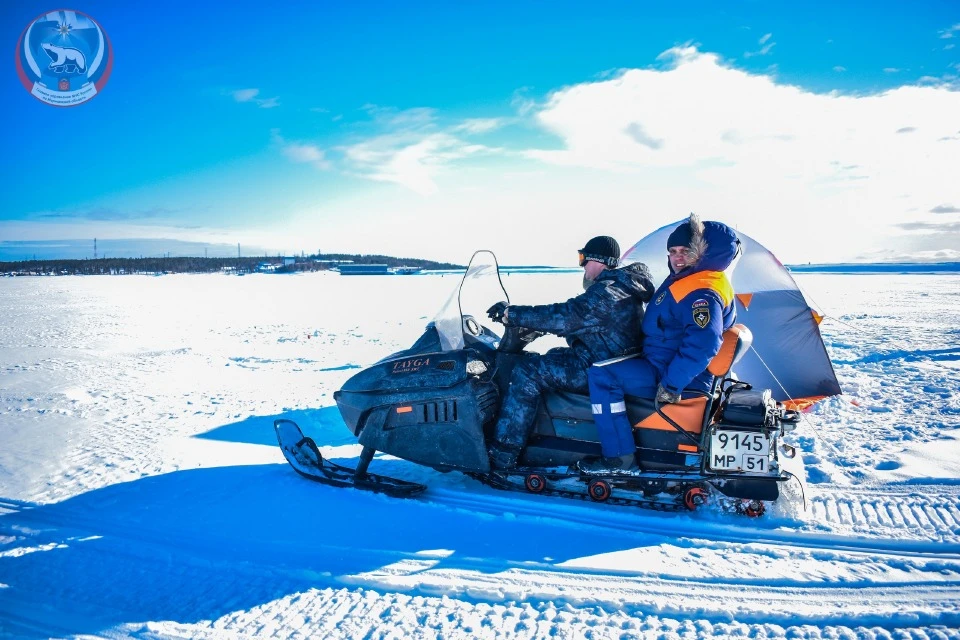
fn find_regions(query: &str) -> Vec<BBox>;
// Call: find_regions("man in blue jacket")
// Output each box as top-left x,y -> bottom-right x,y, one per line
582,214 -> 741,474
485,236 -> 654,469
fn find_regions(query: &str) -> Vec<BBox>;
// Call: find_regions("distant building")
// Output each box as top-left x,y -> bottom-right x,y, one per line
389,266 -> 422,275
256,257 -> 298,273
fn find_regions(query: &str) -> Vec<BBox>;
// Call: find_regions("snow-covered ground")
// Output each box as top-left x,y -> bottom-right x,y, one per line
1,270 -> 959,639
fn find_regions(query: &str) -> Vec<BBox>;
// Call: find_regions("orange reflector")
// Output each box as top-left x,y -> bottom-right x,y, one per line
396,406 -> 413,414
678,444 -> 699,453
782,395 -> 828,411
811,310 -> 824,325
735,293 -> 753,309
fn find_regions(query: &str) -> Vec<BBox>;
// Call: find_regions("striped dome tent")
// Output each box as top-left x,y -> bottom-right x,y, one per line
622,220 -> 842,410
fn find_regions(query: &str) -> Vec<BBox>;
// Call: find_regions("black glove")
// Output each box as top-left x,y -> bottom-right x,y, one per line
486,301 -> 510,324
656,384 -> 681,405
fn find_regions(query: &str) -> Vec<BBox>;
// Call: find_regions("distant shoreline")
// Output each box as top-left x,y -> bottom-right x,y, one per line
785,262 -> 960,274
2,257 -> 958,277
0,254 -> 463,276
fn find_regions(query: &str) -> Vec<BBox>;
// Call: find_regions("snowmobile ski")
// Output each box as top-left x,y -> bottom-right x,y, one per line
274,419 -> 427,498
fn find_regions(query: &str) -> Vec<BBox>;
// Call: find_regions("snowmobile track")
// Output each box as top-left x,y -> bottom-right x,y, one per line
808,486 -> 960,540
472,469 -> 694,513
424,484 -> 960,556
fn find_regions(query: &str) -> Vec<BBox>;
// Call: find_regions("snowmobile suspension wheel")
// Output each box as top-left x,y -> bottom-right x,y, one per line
588,479 -> 611,502
524,473 -> 547,494
738,499 -> 766,517
683,487 -> 708,511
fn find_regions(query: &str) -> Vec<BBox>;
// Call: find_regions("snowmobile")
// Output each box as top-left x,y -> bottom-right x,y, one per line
276,251 -> 804,515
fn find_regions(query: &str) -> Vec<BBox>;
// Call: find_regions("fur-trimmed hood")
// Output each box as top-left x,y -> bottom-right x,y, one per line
668,213 -> 740,276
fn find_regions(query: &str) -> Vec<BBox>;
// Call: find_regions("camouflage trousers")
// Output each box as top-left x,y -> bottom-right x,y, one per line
492,349 -> 589,451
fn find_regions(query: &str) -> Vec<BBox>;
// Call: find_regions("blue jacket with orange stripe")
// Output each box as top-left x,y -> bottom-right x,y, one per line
641,221 -> 741,396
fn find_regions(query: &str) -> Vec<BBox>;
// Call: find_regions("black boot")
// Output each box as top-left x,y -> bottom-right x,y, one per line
577,453 -> 640,475
488,442 -> 521,470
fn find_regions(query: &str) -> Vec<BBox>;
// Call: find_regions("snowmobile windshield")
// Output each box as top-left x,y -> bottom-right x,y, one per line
433,250 -> 509,351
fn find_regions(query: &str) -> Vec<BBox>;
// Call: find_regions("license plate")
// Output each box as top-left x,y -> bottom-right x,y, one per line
709,429 -> 771,472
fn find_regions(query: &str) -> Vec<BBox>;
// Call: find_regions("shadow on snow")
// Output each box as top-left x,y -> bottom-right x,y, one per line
0,409 -> 678,638
194,405 -> 350,447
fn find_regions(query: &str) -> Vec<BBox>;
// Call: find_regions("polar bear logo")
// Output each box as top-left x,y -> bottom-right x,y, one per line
41,43 -> 86,74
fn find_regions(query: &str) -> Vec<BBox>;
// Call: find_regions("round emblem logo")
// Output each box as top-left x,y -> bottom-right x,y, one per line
15,9 -> 113,107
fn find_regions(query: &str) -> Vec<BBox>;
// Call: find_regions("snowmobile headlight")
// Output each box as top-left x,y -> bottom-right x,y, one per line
466,360 -> 487,376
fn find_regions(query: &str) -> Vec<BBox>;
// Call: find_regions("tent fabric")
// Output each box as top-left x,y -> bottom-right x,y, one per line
622,221 -> 842,404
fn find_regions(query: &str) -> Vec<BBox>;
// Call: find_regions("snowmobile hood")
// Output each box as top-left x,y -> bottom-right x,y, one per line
669,221 -> 741,278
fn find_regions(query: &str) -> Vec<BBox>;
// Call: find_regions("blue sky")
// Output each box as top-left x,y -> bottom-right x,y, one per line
2,1 -> 959,263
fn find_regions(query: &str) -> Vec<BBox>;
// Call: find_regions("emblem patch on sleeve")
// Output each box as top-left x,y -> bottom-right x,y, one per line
692,299 -> 710,328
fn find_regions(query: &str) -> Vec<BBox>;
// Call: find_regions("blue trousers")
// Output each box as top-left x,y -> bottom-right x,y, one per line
588,356 -> 660,457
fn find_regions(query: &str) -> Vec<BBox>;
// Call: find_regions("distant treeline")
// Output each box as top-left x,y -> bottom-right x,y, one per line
0,253 -> 463,276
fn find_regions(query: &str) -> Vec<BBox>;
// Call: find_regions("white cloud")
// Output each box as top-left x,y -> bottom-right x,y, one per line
517,46 -> 960,262
939,23 -> 960,39
945,43 -> 955,50
833,66 -> 846,73
624,122 -> 663,149
511,87 -> 539,116
361,105 -> 437,127
883,67 -> 901,73
857,247 -> 960,262
283,143 -> 325,164
231,88 -> 280,109
271,130 -> 331,170
745,33 -> 776,57
931,204 -> 960,213
226,45 -> 960,265
341,132 -> 491,195
297,106 -> 504,195
453,118 -> 504,134
657,44 -> 699,64
232,88 -> 259,102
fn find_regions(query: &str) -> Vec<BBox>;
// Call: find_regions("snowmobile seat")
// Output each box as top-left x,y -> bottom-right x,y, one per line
540,375 -> 657,425
632,324 -> 753,469
535,325 -> 753,466
705,323 -> 753,382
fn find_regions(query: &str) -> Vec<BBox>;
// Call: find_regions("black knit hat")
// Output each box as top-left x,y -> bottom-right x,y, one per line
667,221 -> 693,249
579,236 -> 620,268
